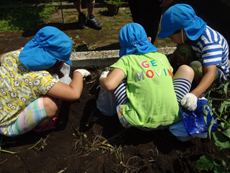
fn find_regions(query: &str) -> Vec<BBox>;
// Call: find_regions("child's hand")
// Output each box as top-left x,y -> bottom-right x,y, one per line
181,93 -> 197,111
74,69 -> 91,77
99,71 -> 109,79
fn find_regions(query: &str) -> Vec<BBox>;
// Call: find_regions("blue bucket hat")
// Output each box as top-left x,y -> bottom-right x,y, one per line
19,26 -> 72,71
119,23 -> 157,57
158,4 -> 206,41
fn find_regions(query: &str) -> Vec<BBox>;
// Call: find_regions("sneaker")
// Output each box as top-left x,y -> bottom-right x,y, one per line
34,117 -> 58,133
77,12 -> 87,29
86,15 -> 102,30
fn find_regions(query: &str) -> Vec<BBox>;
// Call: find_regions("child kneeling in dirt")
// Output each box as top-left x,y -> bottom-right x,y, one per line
0,26 -> 90,137
98,23 -> 196,134
158,4 -> 229,102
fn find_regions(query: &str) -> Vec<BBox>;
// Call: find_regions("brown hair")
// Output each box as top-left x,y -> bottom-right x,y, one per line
173,30 -> 181,34
47,60 -> 63,77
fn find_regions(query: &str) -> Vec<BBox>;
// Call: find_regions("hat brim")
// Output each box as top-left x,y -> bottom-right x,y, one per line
65,59 -> 72,66
158,16 -> 206,40
184,18 -> 206,40
158,30 -> 175,39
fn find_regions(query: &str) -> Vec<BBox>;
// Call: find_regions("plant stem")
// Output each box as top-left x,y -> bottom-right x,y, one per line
0,149 -> 17,154
27,135 -> 49,150
209,98 -> 230,102
208,103 -> 230,126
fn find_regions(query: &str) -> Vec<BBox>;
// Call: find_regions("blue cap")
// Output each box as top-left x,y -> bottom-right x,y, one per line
19,26 -> 72,71
158,4 -> 206,41
119,23 -> 157,57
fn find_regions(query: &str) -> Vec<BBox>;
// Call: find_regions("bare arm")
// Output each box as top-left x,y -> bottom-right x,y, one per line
99,68 -> 125,91
190,65 -> 216,97
46,71 -> 84,101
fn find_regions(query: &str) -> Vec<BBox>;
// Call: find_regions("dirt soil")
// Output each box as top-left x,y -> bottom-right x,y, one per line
0,68 -> 217,173
0,5 -> 176,55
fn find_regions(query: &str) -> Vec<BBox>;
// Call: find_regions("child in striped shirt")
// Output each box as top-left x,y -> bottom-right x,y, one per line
158,4 -> 229,111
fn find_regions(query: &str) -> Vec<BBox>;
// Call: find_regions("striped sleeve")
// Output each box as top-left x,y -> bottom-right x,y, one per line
202,43 -> 223,66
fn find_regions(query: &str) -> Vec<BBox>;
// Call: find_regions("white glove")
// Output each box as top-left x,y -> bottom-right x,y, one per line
59,63 -> 72,85
99,71 -> 109,79
74,69 -> 91,77
61,63 -> 70,76
180,93 -> 197,111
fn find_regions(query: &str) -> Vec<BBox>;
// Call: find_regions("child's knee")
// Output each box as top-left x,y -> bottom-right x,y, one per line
42,97 -> 58,117
180,64 -> 194,74
190,61 -> 203,82
176,65 -> 194,82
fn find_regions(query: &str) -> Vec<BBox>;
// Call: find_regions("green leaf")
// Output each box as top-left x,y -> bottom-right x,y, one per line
213,132 -> 230,149
223,81 -> 230,98
218,101 -> 230,115
205,90 -> 212,100
222,160 -> 230,167
214,166 -> 228,173
221,128 -> 230,139
220,122 -> 227,129
196,155 -> 216,171
202,105 -> 208,125
214,163 -> 230,173
223,115 -> 229,120
220,119 -> 230,129
208,117 -> 217,139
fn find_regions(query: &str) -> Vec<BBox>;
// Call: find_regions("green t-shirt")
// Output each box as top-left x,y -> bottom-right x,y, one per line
111,52 -> 180,128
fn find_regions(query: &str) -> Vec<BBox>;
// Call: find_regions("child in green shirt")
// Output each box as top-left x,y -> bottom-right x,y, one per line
99,23 -> 195,130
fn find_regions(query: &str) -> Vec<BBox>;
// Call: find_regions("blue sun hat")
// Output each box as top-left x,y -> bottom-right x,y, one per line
19,26 -> 72,71
119,23 -> 157,58
158,4 -> 206,41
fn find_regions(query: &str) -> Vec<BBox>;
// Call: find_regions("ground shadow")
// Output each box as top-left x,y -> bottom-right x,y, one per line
99,10 -> 118,17
55,100 -> 73,131
78,88 -> 195,155
96,42 -> 121,51
21,22 -> 83,37
0,100 -> 72,150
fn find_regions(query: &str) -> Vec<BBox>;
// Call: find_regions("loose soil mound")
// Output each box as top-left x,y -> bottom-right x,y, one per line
0,68 -> 216,173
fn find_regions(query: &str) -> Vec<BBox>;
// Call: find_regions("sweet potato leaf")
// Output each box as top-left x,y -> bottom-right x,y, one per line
196,155 -> 216,171
213,132 -> 230,149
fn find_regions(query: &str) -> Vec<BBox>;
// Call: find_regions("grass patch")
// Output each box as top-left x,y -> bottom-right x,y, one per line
83,29 -> 91,34
154,41 -> 166,48
90,34 -> 96,39
0,5 -> 58,32
104,18 -> 111,23
67,17 -> 77,23
100,38 -> 107,43
164,37 -> 173,44
105,25 -> 112,30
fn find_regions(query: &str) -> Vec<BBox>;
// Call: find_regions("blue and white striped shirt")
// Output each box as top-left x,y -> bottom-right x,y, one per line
189,25 -> 229,81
